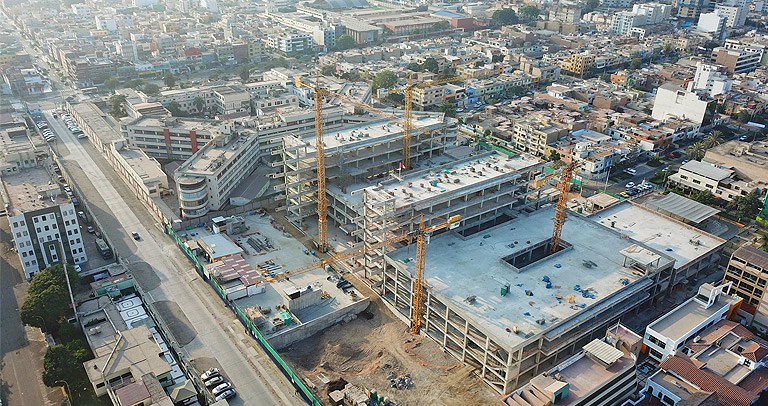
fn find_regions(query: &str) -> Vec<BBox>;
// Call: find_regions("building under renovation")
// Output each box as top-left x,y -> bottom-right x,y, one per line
371,208 -> 677,394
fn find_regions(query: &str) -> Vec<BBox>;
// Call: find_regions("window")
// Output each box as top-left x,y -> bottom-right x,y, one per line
13,222 -> 18,228
41,215 -> 46,221
44,226 -> 49,231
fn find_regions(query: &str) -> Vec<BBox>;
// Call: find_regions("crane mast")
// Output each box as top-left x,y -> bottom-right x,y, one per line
550,163 -> 576,254
314,88 -> 328,253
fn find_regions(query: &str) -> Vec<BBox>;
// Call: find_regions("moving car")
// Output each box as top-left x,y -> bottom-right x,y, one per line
87,226 -> 95,234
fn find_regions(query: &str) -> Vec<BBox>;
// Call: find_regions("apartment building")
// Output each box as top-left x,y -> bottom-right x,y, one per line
3,167 -> 88,279
723,246 -> 768,333
651,82 -> 711,125
643,282 -> 740,362
697,11 -> 728,40
676,0 -> 714,20
632,3 -> 672,25
715,0 -> 748,28
174,131 -> 261,218
611,11 -> 645,36
155,85 -> 250,116
644,318 -> 768,405
267,32 -> 313,55
691,61 -> 733,96
502,324 -> 641,406
122,116 -> 219,160
559,54 -> 595,76
510,117 -> 569,157
713,41 -> 765,74
519,57 -> 561,83
667,160 -> 762,201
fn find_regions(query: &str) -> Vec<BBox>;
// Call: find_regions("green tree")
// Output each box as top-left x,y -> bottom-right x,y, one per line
371,70 -> 398,91
691,189 -> 716,206
506,85 -> 525,98
321,65 -> 337,76
107,94 -> 127,118
519,5 -> 540,21
20,265 -> 79,333
238,65 -> 251,82
104,77 -> 119,93
630,57 -> 642,70
422,57 -> 440,74
336,35 -> 356,50
193,96 -> 205,113
548,150 -> 562,162
163,73 -> 176,88
164,101 -> 187,117
704,130 -> 722,148
491,9 -> 519,26
42,340 -> 91,387
687,142 -> 707,161
432,21 -> 450,31
125,79 -> 145,90
584,0 -> 600,12
728,190 -> 764,221
387,93 -> 405,105
737,110 -> 751,123
142,83 -> 160,96
436,102 -> 456,118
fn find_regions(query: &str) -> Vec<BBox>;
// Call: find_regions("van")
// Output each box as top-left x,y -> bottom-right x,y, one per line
624,168 -> 637,175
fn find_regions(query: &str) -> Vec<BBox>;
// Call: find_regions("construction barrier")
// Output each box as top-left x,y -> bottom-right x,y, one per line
164,224 -> 321,406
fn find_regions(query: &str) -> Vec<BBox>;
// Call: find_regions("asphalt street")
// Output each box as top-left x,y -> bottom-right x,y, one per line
46,110 -> 303,405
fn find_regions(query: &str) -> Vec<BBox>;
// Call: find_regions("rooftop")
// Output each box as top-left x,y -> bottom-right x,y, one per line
177,133 -> 255,176
593,202 -> 725,270
331,151 -> 543,209
646,193 -> 720,224
732,246 -> 768,270
386,208 -> 673,349
127,115 -> 221,133
648,288 -> 739,341
117,148 -> 166,185
2,167 -> 68,216
680,160 -> 733,181
71,102 -> 123,142
83,325 -> 172,384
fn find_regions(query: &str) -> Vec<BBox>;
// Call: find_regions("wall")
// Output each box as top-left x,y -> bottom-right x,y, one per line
268,298 -> 370,350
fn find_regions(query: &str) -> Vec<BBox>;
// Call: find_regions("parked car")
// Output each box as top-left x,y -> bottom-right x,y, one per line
625,182 -> 635,188
624,168 -> 637,175
211,382 -> 232,396
215,389 -> 236,401
87,226 -> 95,233
132,231 -> 141,240
619,191 -> 631,198
200,368 -> 219,381
205,376 -> 224,388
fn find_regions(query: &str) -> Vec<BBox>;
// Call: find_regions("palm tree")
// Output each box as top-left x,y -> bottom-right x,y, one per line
687,142 -> 707,161
704,130 -> 722,148
193,96 -> 205,114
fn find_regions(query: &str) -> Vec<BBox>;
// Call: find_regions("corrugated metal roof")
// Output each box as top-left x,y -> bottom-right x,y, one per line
681,160 -> 732,181
582,339 -> 623,366
647,192 -> 720,224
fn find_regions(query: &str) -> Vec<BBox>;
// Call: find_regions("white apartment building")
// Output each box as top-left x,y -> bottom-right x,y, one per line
4,167 -> 88,279
268,32 -> 313,55
611,11 -> 644,36
632,3 -> 672,25
667,160 -> 763,201
643,282 -> 738,362
715,0 -> 748,28
697,11 -> 727,40
122,116 -> 220,160
174,132 -> 261,218
651,82 -> 711,125
155,85 -> 251,116
690,61 -> 732,96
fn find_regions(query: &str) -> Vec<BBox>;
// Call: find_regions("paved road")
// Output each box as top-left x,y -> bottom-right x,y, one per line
0,217 -> 66,406
46,112 -> 303,406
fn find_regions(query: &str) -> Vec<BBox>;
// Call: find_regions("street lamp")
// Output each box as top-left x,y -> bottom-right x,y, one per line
55,379 -> 72,404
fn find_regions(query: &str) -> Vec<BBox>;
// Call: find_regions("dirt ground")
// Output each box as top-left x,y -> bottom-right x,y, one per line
280,298 -> 501,406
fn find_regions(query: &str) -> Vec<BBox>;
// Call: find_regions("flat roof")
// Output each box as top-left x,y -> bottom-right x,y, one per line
178,133 -> 255,175
386,208 -> 669,349
681,160 -> 732,181
84,325 -> 171,383
71,102 -> 123,142
118,148 -> 166,184
331,151 -> 542,209
648,295 -> 738,341
593,202 -> 725,270
647,193 -> 721,224
2,167 -> 68,216
128,116 -> 220,133
198,233 -> 244,259
555,349 -> 634,405
733,246 -> 768,270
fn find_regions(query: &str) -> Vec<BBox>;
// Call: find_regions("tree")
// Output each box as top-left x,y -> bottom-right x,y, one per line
584,0 -> 600,12
506,85 -> 525,98
687,142 -> 707,161
691,189 -> 716,206
491,9 -> 519,26
104,77 -> 119,93
371,70 -> 398,91
548,150 -> 562,162
20,265 -> 78,333
432,21 -> 450,32
728,190 -> 763,221
42,340 -> 91,387
164,101 -> 187,117
335,35 -> 356,51
125,79 -> 145,90
321,65 -> 337,76
630,57 -> 643,70
107,94 -> 127,118
142,83 -> 160,96
193,96 -> 205,113
386,93 -> 405,105
163,73 -> 176,88
238,65 -> 251,82
704,130 -> 722,148
519,5 -> 540,22
422,57 -> 439,74
436,102 -> 456,118
737,110 -> 751,123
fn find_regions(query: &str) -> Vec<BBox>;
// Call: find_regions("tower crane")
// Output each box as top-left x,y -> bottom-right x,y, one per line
550,162 -> 577,254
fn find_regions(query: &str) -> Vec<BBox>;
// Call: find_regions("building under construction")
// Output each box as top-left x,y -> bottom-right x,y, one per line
370,208 -> 677,394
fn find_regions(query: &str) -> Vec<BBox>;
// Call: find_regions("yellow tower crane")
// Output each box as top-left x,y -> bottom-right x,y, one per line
401,75 -> 469,170
550,162 -> 577,254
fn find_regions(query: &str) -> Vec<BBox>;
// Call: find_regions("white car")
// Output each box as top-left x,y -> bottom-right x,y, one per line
211,382 -> 232,396
625,182 -> 635,188
200,368 -> 219,381
204,376 -> 224,388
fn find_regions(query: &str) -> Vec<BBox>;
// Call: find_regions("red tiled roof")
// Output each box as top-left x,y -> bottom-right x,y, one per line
742,342 -> 768,363
659,355 -> 762,406
688,320 -> 754,352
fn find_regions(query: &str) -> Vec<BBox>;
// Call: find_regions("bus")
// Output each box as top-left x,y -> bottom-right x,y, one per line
95,238 -> 113,259
81,86 -> 99,95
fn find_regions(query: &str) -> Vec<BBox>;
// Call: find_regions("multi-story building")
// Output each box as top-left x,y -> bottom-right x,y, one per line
63,55 -> 120,87
175,130 -> 262,218
723,246 -> 768,334
503,324 -> 642,406
675,0 -> 714,20
632,2 -> 672,25
712,40 -> 765,74
3,167 -> 88,279
643,317 -> 768,405
559,54 -> 595,76
691,61 -> 733,96
667,160 -> 764,201
267,32 -> 313,55
519,57 -> 561,84
698,11 -> 728,41
122,116 -> 220,160
155,85 -> 250,116
643,282 -> 740,362
703,141 -> 768,184
548,6 -> 582,23
651,82 -> 711,125
510,117 -> 569,157
715,0 -> 748,28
